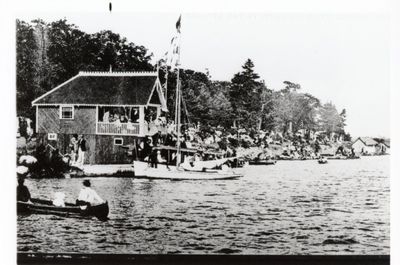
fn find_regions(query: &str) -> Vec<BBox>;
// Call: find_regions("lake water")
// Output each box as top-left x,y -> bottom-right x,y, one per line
17,156 -> 390,254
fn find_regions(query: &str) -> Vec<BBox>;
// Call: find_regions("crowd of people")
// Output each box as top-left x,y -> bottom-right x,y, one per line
133,124 -> 357,165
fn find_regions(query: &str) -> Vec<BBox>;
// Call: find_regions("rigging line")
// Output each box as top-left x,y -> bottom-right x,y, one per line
181,92 -> 191,125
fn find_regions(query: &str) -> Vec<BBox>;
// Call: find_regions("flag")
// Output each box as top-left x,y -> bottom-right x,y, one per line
176,15 -> 181,33
160,15 -> 182,71
169,36 -> 180,70
158,51 -> 169,65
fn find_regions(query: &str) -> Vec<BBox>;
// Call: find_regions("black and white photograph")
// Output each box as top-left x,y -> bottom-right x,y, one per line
1,0 -> 399,264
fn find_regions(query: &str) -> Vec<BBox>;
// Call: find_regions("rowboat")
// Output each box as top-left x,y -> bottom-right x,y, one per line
17,198 -> 109,221
249,160 -> 276,165
318,158 -> 328,164
327,155 -> 360,160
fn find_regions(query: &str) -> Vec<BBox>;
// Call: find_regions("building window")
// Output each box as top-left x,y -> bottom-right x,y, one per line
114,138 -> 123,145
48,133 -> 57,140
60,106 -> 74,119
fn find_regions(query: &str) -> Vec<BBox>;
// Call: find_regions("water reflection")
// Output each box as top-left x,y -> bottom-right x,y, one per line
18,156 -> 389,254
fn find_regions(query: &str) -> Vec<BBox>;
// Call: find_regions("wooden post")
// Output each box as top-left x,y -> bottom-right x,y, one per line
95,105 -> 99,134
35,105 -> 38,133
156,106 -> 161,118
139,106 -> 145,136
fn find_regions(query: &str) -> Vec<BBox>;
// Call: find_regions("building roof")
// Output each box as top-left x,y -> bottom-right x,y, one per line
32,71 -> 165,107
356,137 -> 379,146
383,139 -> 390,148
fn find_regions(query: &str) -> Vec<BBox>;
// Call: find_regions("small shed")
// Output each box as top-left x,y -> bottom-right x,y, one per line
32,71 -> 167,165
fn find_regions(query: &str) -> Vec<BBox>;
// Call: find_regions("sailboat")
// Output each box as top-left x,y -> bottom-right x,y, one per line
133,16 -> 243,180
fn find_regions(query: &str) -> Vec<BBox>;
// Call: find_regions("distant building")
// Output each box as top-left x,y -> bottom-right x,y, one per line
351,137 -> 378,155
383,140 -> 390,154
32,71 -> 167,164
375,139 -> 390,155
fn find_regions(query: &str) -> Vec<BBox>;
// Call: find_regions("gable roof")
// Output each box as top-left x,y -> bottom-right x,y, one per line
32,71 -> 164,107
383,139 -> 390,148
355,137 -> 378,146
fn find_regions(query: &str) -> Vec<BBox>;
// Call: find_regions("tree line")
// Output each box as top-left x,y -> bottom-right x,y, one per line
17,19 -> 348,139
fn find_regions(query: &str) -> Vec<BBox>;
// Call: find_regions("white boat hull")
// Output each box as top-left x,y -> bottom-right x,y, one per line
133,161 -> 242,180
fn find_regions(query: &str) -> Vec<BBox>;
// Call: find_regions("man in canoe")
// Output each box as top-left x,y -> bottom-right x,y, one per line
76,179 -> 105,206
17,166 -> 31,203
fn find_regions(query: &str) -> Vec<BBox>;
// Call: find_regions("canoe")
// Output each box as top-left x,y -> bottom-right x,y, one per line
248,160 -> 276,165
17,198 -> 109,221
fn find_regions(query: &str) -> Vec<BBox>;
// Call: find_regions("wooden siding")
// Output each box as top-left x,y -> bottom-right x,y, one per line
38,106 -> 96,134
37,133 -> 139,165
93,135 -> 137,164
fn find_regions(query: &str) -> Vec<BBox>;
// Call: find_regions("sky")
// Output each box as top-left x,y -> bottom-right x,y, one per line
17,12 -> 390,138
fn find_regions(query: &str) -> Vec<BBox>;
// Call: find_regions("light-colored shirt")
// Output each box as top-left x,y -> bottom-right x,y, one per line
78,187 -> 104,205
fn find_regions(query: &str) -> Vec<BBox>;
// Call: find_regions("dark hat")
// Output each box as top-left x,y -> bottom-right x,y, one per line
83,179 -> 91,187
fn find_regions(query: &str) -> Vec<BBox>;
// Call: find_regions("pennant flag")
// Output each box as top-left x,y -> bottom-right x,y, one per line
176,15 -> 181,33
158,51 -> 169,65
161,15 -> 182,71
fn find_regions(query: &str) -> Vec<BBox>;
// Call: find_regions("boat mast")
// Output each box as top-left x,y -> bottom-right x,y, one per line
175,16 -> 182,167
176,68 -> 181,167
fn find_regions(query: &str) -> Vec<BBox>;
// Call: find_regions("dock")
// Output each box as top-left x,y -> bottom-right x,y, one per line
67,164 -> 135,177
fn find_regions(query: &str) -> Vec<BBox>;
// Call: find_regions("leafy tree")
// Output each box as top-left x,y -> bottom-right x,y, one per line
270,82 -> 320,136
16,20 -> 38,118
319,102 -> 343,134
90,30 -> 153,71
16,19 -> 154,121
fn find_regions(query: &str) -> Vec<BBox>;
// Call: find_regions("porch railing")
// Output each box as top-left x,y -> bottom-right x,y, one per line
97,122 -> 140,135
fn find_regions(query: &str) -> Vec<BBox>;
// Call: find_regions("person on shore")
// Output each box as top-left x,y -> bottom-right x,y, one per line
69,134 -> 78,163
76,134 -> 87,167
17,166 -> 31,203
76,179 -> 105,206
149,148 -> 158,168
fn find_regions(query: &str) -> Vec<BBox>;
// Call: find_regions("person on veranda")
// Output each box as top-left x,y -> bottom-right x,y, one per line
76,179 -> 105,206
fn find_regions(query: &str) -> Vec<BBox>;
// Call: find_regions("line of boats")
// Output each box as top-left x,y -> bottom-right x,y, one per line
17,152 -> 362,221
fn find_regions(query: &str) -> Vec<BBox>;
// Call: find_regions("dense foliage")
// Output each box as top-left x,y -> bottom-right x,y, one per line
17,19 -> 347,138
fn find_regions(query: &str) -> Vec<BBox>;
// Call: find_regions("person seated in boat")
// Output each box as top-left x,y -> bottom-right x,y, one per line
221,164 -> 229,171
76,179 -> 105,206
53,192 -> 66,207
17,166 -> 31,203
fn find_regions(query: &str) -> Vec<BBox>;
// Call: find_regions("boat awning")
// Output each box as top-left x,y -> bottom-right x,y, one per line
154,145 -> 225,156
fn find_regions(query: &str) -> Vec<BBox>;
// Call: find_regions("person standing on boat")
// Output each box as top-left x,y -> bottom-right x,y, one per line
17,166 -> 31,202
76,179 -> 105,206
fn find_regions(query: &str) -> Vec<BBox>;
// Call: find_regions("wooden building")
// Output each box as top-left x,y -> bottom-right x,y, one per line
32,71 -> 167,165
351,137 -> 378,155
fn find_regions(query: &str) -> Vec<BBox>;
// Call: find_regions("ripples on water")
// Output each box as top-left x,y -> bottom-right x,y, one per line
17,156 -> 390,254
